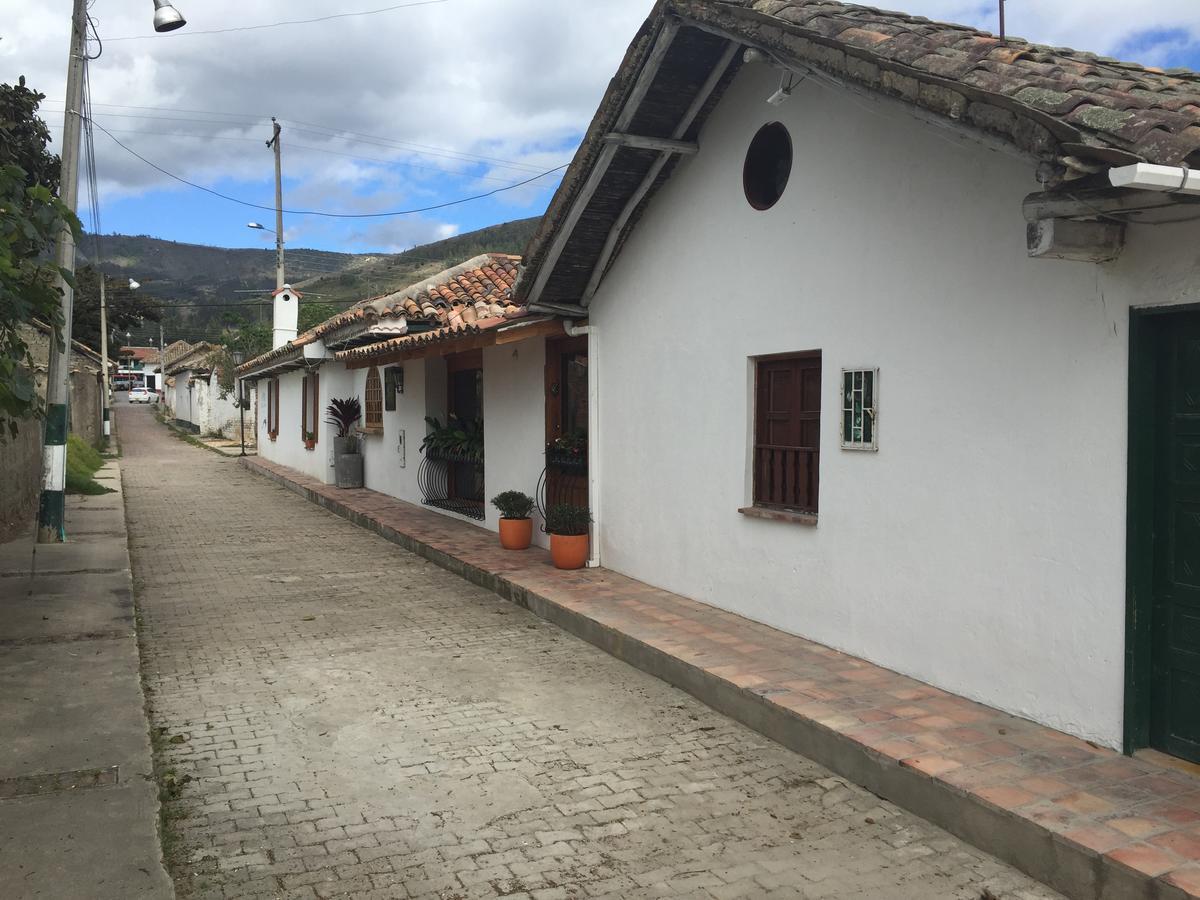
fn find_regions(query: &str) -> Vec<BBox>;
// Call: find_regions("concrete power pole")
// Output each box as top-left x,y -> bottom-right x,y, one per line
267,118 -> 285,289
37,0 -> 87,544
99,276 -> 110,445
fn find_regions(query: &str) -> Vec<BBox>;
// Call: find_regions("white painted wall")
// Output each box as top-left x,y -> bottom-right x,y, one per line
256,369 -> 329,482
588,62 -> 1200,749
204,371 -> 245,438
484,340 -> 549,545
358,361 -> 427,505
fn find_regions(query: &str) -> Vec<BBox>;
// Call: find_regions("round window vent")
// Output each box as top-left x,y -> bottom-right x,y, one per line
743,122 -> 792,211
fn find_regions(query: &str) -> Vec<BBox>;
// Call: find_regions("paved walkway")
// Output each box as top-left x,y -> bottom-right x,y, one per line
0,457 -> 172,900
237,453 -> 1200,900
119,408 -> 1061,899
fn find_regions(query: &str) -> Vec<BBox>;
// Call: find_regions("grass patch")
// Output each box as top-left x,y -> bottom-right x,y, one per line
66,434 -> 114,495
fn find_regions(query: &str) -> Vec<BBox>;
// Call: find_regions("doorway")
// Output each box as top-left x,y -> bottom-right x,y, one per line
542,336 -> 588,512
1127,307 -> 1200,763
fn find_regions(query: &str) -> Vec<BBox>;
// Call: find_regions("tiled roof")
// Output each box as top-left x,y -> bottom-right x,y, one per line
164,342 -> 221,376
518,0 -> 1200,308
314,254 -> 522,343
235,329 -> 319,378
120,346 -> 161,365
706,0 -> 1200,170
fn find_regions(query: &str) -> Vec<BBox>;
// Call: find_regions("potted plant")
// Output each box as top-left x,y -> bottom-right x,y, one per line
325,398 -> 362,457
544,503 -> 591,570
491,491 -> 535,550
303,430 -> 317,450
325,397 -> 364,488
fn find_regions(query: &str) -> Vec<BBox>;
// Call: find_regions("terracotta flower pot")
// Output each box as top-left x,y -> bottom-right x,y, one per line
498,517 -> 532,551
550,533 -> 589,570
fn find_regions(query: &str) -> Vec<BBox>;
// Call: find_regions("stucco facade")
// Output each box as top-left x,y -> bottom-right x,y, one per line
585,62 -> 1200,750
256,343 -> 553,545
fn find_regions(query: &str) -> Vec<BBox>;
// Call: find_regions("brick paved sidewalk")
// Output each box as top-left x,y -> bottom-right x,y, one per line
242,454 -> 1200,900
120,402 -> 1063,899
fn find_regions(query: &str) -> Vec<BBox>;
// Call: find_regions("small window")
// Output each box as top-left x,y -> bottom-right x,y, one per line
841,369 -> 878,451
743,122 -> 792,211
364,366 -> 383,433
301,372 -> 319,445
752,352 -> 821,513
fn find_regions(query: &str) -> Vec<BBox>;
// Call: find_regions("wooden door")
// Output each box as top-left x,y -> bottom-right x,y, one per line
544,336 -> 588,510
1152,316 -> 1200,763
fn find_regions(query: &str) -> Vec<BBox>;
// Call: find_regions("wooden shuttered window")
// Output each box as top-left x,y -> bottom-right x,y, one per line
300,373 -> 319,444
753,353 -> 821,513
267,378 -> 280,441
364,366 -> 383,433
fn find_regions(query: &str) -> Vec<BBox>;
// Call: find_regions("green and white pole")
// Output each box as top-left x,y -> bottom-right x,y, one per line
99,276 -> 110,445
37,0 -> 87,544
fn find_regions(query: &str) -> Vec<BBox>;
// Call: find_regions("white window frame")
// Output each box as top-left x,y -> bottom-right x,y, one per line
841,368 -> 878,451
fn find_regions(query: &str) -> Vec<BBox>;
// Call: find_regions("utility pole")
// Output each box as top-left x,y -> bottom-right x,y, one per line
266,118 -> 285,289
999,0 -> 1006,41
99,275 -> 110,446
37,0 -> 87,544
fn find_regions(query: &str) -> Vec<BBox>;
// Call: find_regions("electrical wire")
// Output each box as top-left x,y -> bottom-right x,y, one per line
105,0 -> 450,41
91,121 -> 568,219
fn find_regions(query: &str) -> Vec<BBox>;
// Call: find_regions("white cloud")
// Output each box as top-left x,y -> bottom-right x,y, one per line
3,0 -> 1198,250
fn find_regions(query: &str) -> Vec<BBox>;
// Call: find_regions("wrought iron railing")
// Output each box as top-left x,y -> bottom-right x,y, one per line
418,449 -> 485,520
536,446 -> 588,518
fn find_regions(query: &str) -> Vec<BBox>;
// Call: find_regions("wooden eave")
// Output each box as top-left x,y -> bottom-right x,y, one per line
341,317 -> 565,370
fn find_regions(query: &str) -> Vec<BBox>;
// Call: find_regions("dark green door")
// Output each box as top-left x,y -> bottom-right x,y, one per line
1152,316 -> 1200,763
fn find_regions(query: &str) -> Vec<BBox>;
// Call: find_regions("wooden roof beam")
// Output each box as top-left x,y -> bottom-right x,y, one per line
601,133 -> 699,154
582,37 -> 740,306
524,17 -> 681,309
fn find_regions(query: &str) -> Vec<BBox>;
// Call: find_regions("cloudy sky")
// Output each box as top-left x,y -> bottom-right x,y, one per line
2,0 -> 1199,256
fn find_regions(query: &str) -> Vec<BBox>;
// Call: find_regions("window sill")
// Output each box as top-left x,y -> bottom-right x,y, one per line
361,426 -> 384,437
738,506 -> 817,526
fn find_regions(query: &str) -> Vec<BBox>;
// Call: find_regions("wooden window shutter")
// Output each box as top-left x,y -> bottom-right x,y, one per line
301,375 -> 308,440
753,353 -> 821,513
312,372 -> 319,443
364,366 -> 383,432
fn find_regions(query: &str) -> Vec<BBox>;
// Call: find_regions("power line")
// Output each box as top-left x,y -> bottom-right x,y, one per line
44,100 -> 558,174
92,121 -> 569,219
106,0 -> 450,41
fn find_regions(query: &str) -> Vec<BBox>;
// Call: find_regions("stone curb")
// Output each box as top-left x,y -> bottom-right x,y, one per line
240,456 -> 1195,900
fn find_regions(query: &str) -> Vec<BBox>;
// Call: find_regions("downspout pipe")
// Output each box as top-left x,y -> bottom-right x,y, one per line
1110,163 -> 1200,195
563,319 -> 600,568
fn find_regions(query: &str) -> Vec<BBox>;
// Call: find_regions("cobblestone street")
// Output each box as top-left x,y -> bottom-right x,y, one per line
121,404 -> 1060,900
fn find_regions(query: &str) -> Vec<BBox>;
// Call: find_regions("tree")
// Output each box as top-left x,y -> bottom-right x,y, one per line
298,302 -> 338,333
0,77 -> 79,438
71,266 -> 162,352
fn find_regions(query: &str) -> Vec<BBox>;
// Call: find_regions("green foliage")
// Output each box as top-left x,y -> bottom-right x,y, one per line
491,490 -> 534,520
552,429 -> 587,454
0,77 -> 60,193
71,266 -> 162,352
0,78 -> 77,439
420,415 -> 484,460
544,503 -> 591,536
298,301 -> 338,333
66,433 -> 112,495
220,313 -> 271,361
325,397 -> 361,437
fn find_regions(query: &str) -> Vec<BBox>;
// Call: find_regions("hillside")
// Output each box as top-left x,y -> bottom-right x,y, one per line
79,217 -> 541,342
293,217 -> 541,306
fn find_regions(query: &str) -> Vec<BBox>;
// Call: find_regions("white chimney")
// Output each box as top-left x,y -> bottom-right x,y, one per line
272,284 -> 300,349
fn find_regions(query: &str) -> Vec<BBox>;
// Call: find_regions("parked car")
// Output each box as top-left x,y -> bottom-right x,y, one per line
128,387 -> 152,404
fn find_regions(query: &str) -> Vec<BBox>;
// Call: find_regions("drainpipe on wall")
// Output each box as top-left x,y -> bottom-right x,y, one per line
563,319 -> 600,568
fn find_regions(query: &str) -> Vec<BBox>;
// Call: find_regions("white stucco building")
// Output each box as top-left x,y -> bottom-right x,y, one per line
238,256 -> 576,547
512,0 -> 1200,764
163,342 -> 248,438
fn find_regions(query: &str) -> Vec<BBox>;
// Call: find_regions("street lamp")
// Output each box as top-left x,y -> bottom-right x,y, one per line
152,0 -> 187,32
231,351 -> 247,457
38,0 -> 187,544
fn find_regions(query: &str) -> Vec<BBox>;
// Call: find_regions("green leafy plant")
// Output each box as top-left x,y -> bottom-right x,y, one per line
325,397 -> 361,437
544,503 -> 591,536
303,430 -> 316,442
491,490 -> 534,520
552,429 -> 586,454
66,433 -> 113,495
420,414 -> 483,460
0,78 -> 79,439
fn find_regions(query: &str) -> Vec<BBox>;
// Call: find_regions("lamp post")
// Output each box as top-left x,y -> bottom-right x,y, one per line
38,0 -> 187,544
248,220 -> 284,289
231,351 -> 247,457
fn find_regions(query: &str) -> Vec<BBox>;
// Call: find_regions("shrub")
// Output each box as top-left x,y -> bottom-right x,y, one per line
544,503 -> 591,536
66,434 -> 112,495
491,490 -> 534,520
325,397 -> 361,438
